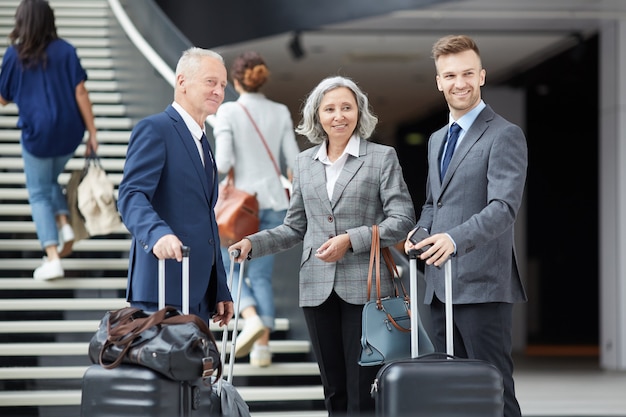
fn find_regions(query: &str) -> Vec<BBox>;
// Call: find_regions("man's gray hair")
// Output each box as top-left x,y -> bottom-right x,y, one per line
175,47 -> 224,79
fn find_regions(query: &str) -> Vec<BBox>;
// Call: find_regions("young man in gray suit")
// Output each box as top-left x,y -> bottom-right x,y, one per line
405,35 -> 527,417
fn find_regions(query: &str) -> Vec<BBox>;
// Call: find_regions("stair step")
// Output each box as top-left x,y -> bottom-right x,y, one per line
0,318 -> 291,335
85,80 -> 119,91
0,362 -> 320,380
85,69 -> 116,80
0,339 -> 308,356
0,103 -> 127,116
0,172 -> 123,186
0,143 -> 128,157
0,239 -> 130,252
0,188 -> 122,202
0,91 -> 124,111
0,298 -> 129,311
0,115 -> 133,129
0,385 -> 324,407
59,27 -> 110,38
0,0 -> 107,8
0,278 -> 127,290
0,257 -> 129,270
0,130 -> 130,143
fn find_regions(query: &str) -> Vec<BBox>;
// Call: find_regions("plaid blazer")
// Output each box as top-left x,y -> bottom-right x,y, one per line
248,139 -> 415,307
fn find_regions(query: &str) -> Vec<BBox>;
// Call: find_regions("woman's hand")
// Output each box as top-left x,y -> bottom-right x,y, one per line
228,239 -> 252,262
315,233 -> 351,263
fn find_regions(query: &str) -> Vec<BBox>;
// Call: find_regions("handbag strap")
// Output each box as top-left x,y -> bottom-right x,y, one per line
367,225 -> 391,303
366,225 -> 411,305
225,167 -> 235,187
367,225 -> 404,300
237,102 -> 283,181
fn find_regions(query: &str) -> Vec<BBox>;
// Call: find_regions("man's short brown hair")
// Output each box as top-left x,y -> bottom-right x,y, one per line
431,35 -> 481,62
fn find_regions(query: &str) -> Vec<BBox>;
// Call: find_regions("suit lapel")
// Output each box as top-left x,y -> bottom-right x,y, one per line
431,127 -> 447,196
166,106 -> 213,203
439,106 -> 494,191
309,149 -> 333,212
331,142 -> 365,209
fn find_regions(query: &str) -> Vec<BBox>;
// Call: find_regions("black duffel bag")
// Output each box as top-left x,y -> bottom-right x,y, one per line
88,305 -> 222,382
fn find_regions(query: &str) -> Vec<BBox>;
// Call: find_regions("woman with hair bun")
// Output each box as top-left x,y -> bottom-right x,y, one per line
213,51 -> 300,367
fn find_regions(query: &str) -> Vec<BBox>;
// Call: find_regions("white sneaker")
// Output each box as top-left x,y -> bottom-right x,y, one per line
234,315 -> 265,358
250,345 -> 272,367
33,257 -> 64,281
57,224 -> 74,258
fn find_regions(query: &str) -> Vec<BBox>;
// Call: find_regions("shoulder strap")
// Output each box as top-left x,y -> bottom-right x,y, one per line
237,102 -> 282,179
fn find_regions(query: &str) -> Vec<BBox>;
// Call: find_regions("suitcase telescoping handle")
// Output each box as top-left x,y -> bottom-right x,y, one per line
408,250 -> 454,357
157,245 -> 191,313
443,260 -> 453,356
408,249 -> 421,358
217,249 -> 246,396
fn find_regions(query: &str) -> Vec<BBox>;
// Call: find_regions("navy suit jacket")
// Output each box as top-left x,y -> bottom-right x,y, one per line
118,105 -> 231,314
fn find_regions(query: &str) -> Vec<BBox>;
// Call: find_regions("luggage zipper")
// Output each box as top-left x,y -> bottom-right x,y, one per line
370,378 -> 379,396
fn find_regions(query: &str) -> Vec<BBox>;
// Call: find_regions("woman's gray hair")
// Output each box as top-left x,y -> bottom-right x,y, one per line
295,76 -> 378,144
175,47 -> 224,79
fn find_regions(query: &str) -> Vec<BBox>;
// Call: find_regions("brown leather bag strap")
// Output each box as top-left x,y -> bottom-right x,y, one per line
366,226 -> 377,301
386,310 -> 411,332
380,242 -> 411,333
382,247 -> 410,301
367,225 -> 386,303
374,225 -> 382,307
367,225 -> 411,305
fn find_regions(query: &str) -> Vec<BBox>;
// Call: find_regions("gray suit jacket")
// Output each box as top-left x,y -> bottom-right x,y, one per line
417,105 -> 528,305
248,139 -> 416,307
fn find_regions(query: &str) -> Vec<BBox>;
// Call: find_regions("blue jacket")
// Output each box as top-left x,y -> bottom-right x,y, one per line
0,39 -> 86,157
118,105 -> 231,315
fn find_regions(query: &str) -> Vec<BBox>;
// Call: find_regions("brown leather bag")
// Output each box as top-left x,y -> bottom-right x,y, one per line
215,169 -> 260,247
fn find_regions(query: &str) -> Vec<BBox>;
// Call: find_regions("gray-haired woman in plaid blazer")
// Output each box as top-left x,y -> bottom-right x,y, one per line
229,75 -> 415,416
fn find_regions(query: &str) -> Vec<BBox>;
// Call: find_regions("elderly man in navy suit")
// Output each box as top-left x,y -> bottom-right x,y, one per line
118,47 -> 233,326
405,35 -> 528,417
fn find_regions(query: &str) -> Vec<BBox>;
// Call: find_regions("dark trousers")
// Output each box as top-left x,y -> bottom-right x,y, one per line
303,291 -> 379,416
430,297 -> 522,417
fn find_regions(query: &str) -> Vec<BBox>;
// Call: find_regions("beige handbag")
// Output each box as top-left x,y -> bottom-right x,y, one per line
77,155 -> 122,236
65,167 -> 90,242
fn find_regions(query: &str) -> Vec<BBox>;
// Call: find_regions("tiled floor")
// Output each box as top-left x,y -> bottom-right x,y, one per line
252,354 -> 626,417
514,355 -> 626,416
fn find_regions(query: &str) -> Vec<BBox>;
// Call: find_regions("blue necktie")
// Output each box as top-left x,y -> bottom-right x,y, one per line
440,123 -> 461,180
200,133 -> 214,184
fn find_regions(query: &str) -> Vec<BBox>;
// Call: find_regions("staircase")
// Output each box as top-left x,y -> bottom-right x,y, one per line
0,1 -> 323,415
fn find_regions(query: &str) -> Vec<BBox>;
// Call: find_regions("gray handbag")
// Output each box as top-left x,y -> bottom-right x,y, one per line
359,225 -> 434,366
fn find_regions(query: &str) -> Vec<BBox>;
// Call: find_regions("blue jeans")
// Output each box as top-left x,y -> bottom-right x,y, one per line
221,208 -> 287,330
22,148 -> 73,250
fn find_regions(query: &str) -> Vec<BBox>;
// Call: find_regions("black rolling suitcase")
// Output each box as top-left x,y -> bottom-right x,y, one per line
80,247 -> 249,417
371,252 -> 504,417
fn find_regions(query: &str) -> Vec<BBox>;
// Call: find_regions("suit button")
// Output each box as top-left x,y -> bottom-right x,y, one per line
327,216 -> 334,223
437,202 -> 443,208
